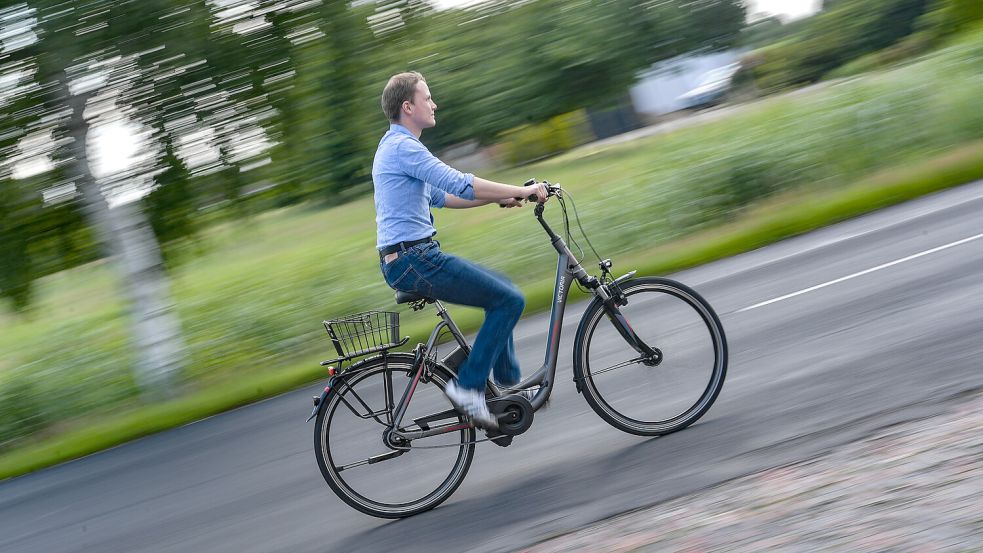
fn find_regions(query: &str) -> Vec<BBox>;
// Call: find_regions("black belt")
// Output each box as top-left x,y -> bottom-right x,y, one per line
379,237 -> 432,258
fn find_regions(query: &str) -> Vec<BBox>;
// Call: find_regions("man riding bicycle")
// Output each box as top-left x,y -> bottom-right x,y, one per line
372,71 -> 548,429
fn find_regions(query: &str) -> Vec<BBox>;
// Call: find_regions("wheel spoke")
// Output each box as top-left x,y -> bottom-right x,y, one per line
591,357 -> 645,376
335,450 -> 404,473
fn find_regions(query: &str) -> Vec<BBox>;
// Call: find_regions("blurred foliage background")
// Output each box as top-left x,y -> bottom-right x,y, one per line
2,0 -> 983,454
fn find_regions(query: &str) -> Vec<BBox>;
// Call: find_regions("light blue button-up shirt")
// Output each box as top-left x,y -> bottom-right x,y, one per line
372,124 -> 476,249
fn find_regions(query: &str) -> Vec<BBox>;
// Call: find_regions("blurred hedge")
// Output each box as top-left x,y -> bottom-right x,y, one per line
498,110 -> 594,166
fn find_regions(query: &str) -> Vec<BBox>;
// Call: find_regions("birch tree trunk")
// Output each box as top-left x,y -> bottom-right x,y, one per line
65,87 -> 186,400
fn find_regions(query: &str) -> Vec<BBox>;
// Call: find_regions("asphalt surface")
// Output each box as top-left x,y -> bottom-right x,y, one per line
3,180 -> 983,553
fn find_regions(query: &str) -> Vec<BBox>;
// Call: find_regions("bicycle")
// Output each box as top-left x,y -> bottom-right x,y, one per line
309,181 -> 727,518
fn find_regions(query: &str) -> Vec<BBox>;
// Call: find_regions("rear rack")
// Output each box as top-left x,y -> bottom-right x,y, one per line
320,310 -> 409,366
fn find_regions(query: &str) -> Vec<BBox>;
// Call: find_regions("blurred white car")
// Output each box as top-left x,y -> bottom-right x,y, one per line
677,63 -> 741,110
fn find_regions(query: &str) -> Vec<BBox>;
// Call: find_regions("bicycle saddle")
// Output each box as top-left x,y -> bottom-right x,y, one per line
395,290 -> 435,304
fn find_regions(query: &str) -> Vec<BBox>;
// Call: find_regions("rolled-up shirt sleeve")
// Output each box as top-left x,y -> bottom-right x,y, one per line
427,183 -> 446,208
397,139 -> 475,200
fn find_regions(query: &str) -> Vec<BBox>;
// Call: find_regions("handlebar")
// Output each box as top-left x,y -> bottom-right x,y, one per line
522,178 -> 560,204
499,178 -> 561,207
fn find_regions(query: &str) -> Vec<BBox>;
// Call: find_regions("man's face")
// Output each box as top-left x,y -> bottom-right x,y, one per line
406,80 -> 437,129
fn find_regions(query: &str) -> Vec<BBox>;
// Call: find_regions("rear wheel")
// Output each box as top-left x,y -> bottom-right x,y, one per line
573,277 -> 727,436
314,353 -> 475,518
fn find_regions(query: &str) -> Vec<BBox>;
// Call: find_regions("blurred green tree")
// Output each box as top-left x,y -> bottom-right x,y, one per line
384,0 -> 747,152
145,136 -> 198,264
1,0 -> 245,397
749,0 -> 932,90
0,178 -> 39,312
922,0 -> 983,35
315,1 -> 379,200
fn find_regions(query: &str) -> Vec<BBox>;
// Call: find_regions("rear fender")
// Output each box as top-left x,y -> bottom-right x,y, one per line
306,380 -> 335,422
305,352 -> 418,423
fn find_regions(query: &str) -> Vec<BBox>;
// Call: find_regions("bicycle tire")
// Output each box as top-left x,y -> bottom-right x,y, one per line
314,353 -> 475,518
572,277 -> 727,436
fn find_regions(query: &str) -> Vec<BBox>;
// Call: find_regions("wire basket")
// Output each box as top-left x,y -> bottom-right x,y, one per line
322,311 -> 406,364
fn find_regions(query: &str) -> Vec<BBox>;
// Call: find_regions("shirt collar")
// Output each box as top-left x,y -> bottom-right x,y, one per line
389,123 -> 416,139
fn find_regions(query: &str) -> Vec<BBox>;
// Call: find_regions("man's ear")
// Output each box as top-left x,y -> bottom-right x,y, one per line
402,100 -> 412,116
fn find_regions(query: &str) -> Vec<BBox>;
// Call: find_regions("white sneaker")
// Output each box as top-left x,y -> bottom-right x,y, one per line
445,380 -> 499,430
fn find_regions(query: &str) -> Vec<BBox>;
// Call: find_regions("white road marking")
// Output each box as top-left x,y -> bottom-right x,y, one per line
689,186 -> 983,286
736,231 -> 983,313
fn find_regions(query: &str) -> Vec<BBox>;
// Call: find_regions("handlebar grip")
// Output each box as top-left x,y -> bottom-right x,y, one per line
510,179 -> 536,203
524,178 -> 543,203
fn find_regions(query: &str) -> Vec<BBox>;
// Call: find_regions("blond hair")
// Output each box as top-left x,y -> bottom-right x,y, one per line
381,71 -> 425,122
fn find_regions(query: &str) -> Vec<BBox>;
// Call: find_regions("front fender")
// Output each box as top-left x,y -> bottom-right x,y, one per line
571,295 -> 605,394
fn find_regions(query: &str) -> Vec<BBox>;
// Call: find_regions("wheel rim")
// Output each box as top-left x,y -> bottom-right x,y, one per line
317,360 -> 475,515
581,282 -> 725,434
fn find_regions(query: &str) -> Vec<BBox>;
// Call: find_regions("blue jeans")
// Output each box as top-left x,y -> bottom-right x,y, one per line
380,241 -> 524,391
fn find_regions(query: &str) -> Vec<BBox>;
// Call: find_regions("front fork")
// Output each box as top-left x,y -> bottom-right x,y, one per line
598,273 -> 663,366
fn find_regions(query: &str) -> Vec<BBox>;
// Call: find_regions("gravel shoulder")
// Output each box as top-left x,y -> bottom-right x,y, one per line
523,392 -> 983,552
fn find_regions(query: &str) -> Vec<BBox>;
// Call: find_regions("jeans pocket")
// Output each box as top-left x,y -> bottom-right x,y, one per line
409,243 -> 442,272
390,264 -> 433,297
380,252 -> 405,279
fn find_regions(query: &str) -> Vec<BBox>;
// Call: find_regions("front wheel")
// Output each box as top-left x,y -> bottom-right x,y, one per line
573,277 -> 727,436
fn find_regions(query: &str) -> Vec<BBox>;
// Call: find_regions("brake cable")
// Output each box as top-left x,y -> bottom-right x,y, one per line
552,187 -> 608,290
562,189 -> 603,265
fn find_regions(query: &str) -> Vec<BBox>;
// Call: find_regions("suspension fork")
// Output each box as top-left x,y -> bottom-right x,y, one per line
598,284 -> 663,365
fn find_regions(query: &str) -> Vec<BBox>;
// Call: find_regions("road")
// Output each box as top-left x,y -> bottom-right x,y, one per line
2,180 -> 983,553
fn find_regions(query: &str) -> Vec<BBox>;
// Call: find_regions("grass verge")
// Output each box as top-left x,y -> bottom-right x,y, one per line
2,140 -> 983,481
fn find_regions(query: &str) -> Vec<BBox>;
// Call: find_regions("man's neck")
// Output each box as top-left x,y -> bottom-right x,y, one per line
396,119 -> 423,139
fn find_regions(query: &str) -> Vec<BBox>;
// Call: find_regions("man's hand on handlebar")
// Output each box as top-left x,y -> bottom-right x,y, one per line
500,179 -> 555,207
522,180 -> 549,204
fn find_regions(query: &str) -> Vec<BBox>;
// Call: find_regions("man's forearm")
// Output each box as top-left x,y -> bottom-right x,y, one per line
443,195 -> 495,209
471,177 -> 523,200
